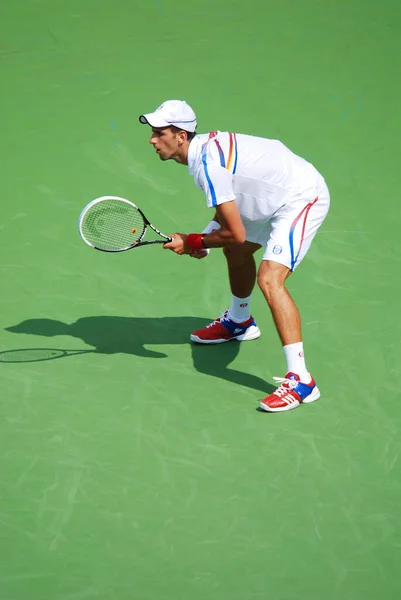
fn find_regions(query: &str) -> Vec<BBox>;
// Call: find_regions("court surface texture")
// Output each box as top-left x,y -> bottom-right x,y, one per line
1,1 -> 400,599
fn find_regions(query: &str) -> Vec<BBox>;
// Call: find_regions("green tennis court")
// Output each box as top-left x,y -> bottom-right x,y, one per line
1,1 -> 400,598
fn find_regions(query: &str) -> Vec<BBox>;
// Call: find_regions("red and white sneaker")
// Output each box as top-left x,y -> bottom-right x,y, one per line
190,311 -> 261,344
259,372 -> 320,412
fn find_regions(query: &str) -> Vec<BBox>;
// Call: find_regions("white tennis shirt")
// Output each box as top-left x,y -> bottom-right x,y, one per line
187,131 -> 325,222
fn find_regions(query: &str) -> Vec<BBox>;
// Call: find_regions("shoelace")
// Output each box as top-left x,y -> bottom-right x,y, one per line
272,377 -> 298,397
206,311 -> 228,329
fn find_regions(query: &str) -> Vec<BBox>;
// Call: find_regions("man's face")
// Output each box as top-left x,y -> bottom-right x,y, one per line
149,127 -> 180,161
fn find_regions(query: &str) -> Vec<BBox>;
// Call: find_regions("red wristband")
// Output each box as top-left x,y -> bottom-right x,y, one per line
186,233 -> 205,251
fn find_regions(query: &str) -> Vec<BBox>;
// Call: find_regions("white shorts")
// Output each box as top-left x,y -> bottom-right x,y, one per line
243,181 -> 330,270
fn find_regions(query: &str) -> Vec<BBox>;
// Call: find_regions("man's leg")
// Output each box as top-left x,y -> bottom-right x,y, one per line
256,260 -> 300,346
257,186 -> 330,411
224,241 -> 261,299
258,259 -> 312,380
224,241 -> 261,322
190,242 -> 262,344
257,258 -> 321,412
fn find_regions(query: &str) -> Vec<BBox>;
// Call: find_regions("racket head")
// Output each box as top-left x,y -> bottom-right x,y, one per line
78,196 -> 147,252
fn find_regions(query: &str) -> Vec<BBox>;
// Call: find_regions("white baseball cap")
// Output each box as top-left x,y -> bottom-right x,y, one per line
139,100 -> 197,132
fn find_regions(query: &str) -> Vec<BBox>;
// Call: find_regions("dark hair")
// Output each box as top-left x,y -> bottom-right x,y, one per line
170,126 -> 196,142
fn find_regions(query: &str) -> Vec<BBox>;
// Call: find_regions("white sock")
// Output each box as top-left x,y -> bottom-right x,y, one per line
228,294 -> 252,323
283,342 -> 311,383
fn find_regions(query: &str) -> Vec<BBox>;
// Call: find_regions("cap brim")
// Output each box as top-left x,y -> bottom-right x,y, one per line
139,113 -> 170,128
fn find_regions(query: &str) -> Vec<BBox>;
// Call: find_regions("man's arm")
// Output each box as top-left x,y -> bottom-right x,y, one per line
163,200 -> 245,254
202,200 -> 245,247
164,157 -> 245,254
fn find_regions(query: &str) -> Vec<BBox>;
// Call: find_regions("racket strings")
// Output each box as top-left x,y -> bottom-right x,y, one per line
81,200 -> 146,251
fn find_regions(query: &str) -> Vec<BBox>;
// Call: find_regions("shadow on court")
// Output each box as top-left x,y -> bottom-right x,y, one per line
5,317 -> 274,394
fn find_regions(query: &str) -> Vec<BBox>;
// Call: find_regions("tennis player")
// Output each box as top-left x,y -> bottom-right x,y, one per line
139,100 -> 330,412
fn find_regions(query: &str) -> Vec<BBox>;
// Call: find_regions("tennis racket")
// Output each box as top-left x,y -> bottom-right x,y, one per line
78,195 -> 172,252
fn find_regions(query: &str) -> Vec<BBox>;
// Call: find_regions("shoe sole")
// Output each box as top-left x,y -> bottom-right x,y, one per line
302,386 -> 320,404
190,326 -> 261,344
259,386 -> 320,412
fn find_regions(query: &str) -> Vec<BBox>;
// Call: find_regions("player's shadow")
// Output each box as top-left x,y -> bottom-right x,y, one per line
5,316 -> 274,394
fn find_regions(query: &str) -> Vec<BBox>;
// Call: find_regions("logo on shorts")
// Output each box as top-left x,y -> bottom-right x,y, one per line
273,245 -> 283,255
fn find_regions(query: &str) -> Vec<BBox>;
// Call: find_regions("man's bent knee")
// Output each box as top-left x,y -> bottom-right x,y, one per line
223,241 -> 261,262
257,260 -> 291,292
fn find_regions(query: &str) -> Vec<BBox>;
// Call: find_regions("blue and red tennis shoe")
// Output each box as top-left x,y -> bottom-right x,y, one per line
190,310 -> 261,344
260,372 -> 320,412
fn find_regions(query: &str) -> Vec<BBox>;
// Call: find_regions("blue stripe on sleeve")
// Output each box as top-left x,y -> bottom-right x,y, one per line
201,146 -> 217,206
232,133 -> 238,174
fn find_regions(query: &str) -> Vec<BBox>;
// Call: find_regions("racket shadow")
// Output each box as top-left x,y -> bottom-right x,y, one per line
0,348 -> 94,363
5,316 -> 273,394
